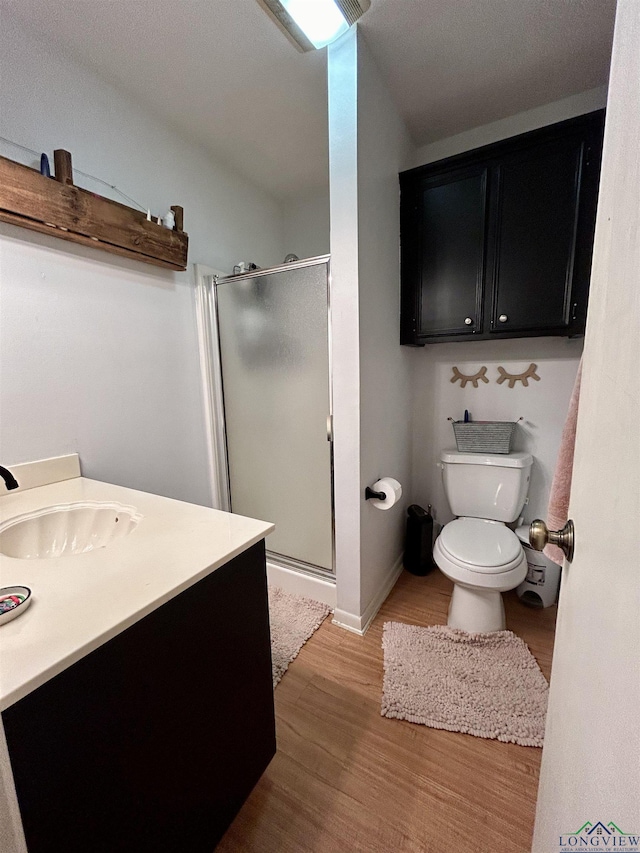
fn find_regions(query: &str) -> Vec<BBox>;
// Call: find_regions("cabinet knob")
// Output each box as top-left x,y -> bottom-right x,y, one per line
498,314 -> 508,323
464,317 -> 473,326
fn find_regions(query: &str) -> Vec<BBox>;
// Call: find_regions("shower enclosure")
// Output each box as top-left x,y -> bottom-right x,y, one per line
201,256 -> 334,578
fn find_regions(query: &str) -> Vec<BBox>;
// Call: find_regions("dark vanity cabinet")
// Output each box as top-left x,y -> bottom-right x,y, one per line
400,111 -> 604,345
2,542 -> 275,853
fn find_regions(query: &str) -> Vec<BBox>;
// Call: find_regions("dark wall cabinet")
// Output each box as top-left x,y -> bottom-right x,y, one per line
400,111 -> 604,345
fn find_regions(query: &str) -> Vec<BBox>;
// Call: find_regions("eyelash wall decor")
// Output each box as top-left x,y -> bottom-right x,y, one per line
450,366 -> 489,388
496,363 -> 541,388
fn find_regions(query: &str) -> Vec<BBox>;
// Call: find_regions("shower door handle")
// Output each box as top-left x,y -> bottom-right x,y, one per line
327,415 -> 333,442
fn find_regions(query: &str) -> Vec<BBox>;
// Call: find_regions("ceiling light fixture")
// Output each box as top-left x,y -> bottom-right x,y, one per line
257,0 -> 371,51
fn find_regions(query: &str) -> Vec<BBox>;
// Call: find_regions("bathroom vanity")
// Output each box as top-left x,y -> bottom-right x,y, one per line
0,456 -> 275,853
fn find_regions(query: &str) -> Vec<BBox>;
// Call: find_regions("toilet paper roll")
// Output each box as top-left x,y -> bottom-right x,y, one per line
370,478 -> 402,510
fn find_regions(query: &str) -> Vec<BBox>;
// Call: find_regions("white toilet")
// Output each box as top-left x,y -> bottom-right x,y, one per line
433,449 -> 533,633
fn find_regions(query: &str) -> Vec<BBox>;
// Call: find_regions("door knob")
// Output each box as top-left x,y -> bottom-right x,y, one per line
529,519 -> 575,562
464,317 -> 473,325
498,314 -> 508,323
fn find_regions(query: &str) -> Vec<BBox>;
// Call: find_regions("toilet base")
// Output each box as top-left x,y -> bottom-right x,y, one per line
447,584 -> 506,633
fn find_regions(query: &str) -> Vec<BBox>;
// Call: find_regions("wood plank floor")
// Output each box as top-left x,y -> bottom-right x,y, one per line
217,569 -> 557,853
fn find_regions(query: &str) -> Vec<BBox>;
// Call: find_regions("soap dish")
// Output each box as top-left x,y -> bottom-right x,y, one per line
0,587 -> 32,626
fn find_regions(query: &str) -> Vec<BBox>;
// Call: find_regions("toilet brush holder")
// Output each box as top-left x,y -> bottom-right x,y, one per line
404,505 -> 436,576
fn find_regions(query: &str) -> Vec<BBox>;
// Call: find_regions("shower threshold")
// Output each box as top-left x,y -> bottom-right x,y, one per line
267,550 -> 335,582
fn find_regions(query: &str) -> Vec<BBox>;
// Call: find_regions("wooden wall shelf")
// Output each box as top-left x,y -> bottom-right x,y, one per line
0,150 -> 188,271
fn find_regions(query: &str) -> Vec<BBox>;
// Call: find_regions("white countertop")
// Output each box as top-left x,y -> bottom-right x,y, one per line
0,476 -> 274,710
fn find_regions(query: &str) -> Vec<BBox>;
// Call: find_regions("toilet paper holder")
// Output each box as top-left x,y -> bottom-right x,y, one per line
365,486 -> 386,501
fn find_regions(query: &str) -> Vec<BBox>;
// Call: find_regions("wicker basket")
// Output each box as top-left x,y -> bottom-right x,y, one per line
450,420 -> 518,454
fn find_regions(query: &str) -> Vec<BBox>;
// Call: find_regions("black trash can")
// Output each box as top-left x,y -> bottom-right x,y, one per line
403,504 -> 436,576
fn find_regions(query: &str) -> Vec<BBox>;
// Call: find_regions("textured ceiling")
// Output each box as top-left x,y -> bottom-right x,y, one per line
0,0 -> 330,199
0,0 -> 615,200
360,0 -> 616,145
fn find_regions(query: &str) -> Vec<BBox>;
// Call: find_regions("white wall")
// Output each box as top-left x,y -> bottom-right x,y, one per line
328,28 -> 415,631
408,88 -> 607,530
328,28 -> 362,626
411,87 -> 608,167
0,13 -> 283,506
411,338 -> 583,527
356,33 -> 414,621
282,190 -> 330,261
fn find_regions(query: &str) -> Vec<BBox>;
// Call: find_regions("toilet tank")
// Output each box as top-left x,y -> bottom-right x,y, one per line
440,450 -> 533,522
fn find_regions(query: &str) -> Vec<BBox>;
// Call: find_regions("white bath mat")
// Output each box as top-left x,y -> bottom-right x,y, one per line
268,586 -> 331,688
381,622 -> 548,747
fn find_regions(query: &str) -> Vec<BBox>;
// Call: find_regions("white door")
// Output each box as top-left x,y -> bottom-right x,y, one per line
532,1 -> 640,850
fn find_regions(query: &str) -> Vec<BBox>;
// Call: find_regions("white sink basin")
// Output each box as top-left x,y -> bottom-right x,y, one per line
0,501 -> 143,559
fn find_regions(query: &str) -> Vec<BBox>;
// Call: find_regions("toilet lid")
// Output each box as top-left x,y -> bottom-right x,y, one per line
439,518 -> 522,573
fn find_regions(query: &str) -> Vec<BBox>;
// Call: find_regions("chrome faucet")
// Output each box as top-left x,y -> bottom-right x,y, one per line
0,466 -> 19,491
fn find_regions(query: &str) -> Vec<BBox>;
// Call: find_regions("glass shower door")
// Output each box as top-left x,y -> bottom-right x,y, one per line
215,259 -> 333,574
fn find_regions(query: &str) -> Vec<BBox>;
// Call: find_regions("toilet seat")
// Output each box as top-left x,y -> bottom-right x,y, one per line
438,518 -> 523,574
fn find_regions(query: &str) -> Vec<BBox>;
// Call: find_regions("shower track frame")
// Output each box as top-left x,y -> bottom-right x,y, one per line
195,255 -> 336,582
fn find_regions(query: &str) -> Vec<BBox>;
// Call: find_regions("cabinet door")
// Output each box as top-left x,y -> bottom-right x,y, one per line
402,165 -> 487,341
488,138 -> 585,334
419,166 -> 488,337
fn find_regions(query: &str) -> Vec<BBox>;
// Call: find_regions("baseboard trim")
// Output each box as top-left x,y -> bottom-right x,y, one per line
266,561 -> 336,608
331,609 -> 364,635
332,554 -> 404,636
